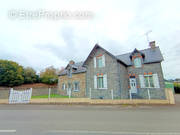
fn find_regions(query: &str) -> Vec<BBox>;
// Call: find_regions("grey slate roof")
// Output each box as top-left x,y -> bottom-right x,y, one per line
59,46 -> 163,76
59,61 -> 86,76
116,47 -> 163,66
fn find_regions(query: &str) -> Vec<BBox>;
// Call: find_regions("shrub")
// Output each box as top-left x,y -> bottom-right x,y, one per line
174,82 -> 180,93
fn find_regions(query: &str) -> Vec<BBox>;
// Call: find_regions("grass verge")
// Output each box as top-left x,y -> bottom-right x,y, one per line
32,94 -> 68,99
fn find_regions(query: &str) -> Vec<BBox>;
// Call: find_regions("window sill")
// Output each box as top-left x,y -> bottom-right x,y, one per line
97,88 -> 107,90
73,90 -> 79,92
97,66 -> 104,68
134,66 -> 142,68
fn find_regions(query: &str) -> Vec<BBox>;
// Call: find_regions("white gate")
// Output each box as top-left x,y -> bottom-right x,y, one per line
9,88 -> 32,104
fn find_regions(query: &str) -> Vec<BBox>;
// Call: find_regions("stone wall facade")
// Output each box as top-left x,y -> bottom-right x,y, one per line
86,48 -> 121,99
85,47 -> 165,99
58,45 -> 166,100
127,63 -> 166,99
117,62 -> 129,99
58,73 -> 86,97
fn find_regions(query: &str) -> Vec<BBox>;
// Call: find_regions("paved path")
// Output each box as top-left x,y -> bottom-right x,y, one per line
0,104 -> 180,135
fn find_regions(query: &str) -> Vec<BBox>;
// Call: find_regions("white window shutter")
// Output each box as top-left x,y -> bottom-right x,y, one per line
102,55 -> 105,67
153,74 -> 160,88
94,75 -> 97,89
139,75 -> 145,88
94,57 -> 96,68
103,74 -> 107,89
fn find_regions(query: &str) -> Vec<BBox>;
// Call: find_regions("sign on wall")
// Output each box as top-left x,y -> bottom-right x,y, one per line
9,88 -> 32,104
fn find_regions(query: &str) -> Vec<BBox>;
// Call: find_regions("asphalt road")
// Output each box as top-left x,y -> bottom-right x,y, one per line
0,103 -> 180,135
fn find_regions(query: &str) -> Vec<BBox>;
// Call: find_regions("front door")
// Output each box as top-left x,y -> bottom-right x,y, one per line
129,78 -> 137,93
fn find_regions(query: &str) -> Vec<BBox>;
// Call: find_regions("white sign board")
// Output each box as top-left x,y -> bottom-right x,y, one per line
9,88 -> 32,104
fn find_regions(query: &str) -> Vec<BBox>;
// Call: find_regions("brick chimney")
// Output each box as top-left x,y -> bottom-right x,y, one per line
149,41 -> 156,49
69,60 -> 75,65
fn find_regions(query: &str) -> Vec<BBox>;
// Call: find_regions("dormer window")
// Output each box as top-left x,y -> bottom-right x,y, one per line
134,58 -> 142,68
130,48 -> 145,68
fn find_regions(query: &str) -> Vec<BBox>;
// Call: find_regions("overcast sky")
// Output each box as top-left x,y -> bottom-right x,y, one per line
0,0 -> 180,79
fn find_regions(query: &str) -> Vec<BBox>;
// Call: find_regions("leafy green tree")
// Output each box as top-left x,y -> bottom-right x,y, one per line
0,60 -> 24,86
40,66 -> 58,84
23,67 -> 37,84
35,74 -> 40,83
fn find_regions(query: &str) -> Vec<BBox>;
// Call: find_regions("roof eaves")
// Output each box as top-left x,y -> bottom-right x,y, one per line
58,70 -> 86,76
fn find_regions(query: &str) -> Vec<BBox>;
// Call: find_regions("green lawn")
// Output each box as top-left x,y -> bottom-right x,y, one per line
31,94 -> 69,99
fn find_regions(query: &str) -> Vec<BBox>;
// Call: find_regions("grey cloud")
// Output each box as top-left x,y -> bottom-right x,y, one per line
34,26 -> 91,62
99,39 -> 126,55
35,29 -> 128,64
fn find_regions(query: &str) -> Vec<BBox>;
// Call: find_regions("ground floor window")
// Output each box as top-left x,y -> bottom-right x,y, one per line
94,74 -> 107,89
97,76 -> 104,88
139,73 -> 160,88
74,82 -> 80,92
144,75 -> 154,88
62,83 -> 66,90
68,83 -> 72,90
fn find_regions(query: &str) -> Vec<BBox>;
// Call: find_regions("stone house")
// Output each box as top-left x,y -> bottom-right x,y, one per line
58,41 -> 166,99
58,60 -> 86,97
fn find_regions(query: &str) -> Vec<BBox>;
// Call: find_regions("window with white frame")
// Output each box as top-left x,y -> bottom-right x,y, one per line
139,74 -> 160,88
97,76 -> 104,88
62,83 -> 66,90
74,82 -> 80,92
94,74 -> 107,89
97,56 -> 103,68
134,58 -> 142,68
94,55 -> 105,68
144,75 -> 154,88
